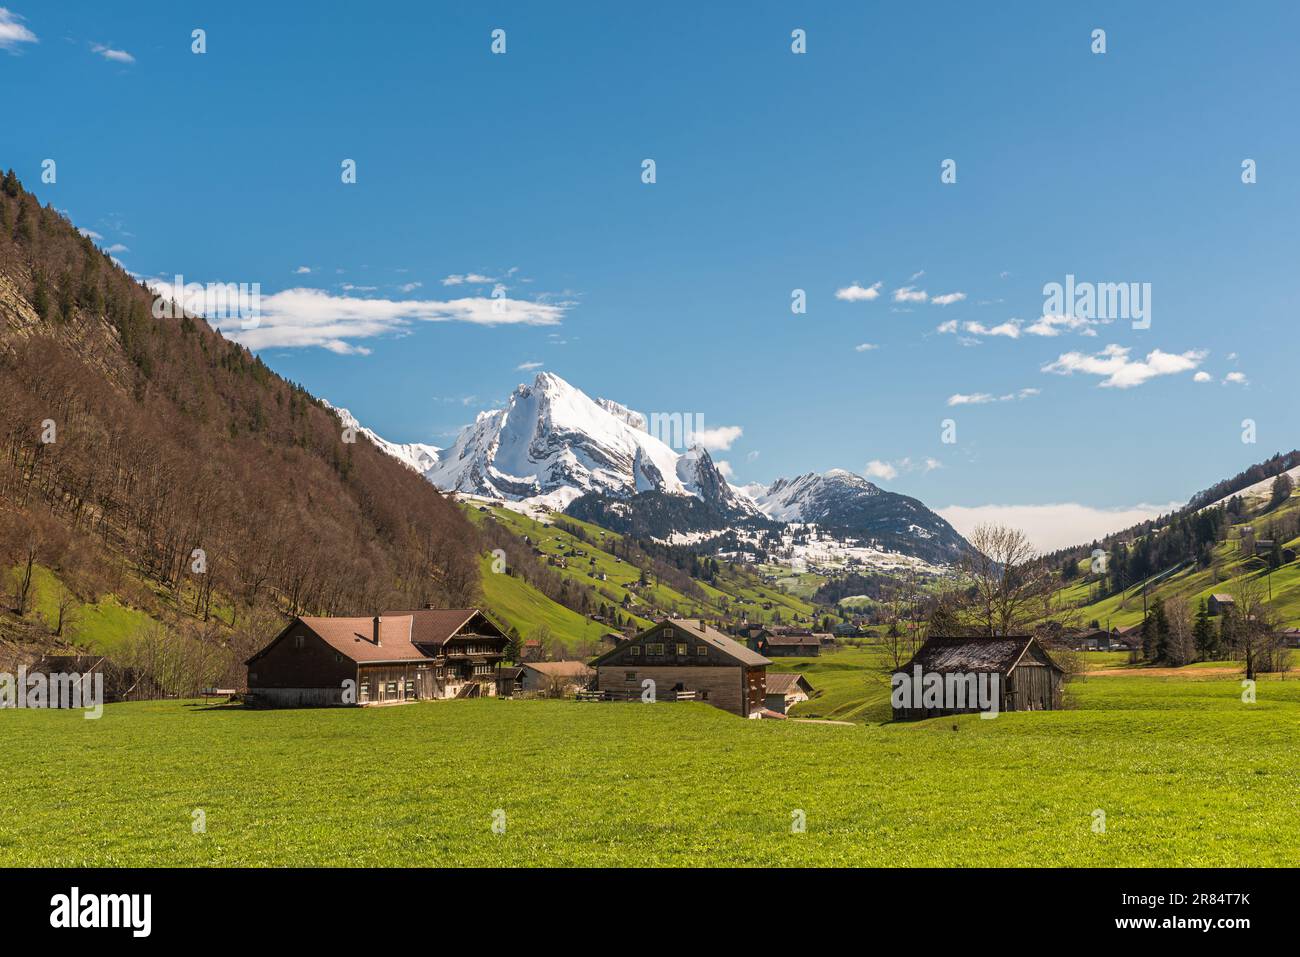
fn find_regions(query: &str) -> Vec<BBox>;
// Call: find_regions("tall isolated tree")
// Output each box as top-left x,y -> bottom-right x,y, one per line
1270,472 -> 1294,509
1231,573 -> 1279,680
1192,598 -> 1217,660
960,524 -> 1049,636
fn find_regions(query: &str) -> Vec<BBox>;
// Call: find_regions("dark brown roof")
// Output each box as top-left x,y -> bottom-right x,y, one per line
903,636 -> 1063,674
763,634 -> 821,646
496,666 -> 525,680
670,619 -> 772,667
766,672 -> 814,695
380,608 -> 504,647
298,615 -> 422,662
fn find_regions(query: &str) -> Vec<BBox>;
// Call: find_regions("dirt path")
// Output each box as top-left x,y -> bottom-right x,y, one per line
1087,665 -> 1244,678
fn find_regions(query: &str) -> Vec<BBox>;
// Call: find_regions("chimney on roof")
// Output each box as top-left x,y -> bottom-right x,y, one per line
372,615 -> 381,646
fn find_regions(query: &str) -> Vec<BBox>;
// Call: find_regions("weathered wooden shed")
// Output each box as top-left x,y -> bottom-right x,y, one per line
892,635 -> 1064,720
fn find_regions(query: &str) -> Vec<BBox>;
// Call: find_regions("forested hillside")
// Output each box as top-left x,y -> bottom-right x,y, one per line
0,170 -> 479,680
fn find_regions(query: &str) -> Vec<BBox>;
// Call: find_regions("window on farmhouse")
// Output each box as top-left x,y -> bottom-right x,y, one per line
630,646 -> 641,656
625,671 -> 637,683
676,643 -> 687,656
294,635 -> 305,650
697,646 -> 707,657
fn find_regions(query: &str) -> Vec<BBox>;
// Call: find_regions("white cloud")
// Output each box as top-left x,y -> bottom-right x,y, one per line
294,266 -> 312,274
1194,371 -> 1213,383
930,292 -> 966,306
1223,371 -> 1248,385
398,281 -> 423,293
909,270 -> 926,281
693,425 -> 744,451
715,460 -> 734,478
147,281 -> 569,354
923,457 -> 942,472
1042,344 -> 1207,389
936,319 -> 958,334
864,459 -> 898,481
893,286 -> 927,303
442,273 -> 496,286
963,319 -> 1022,339
938,502 -> 1183,554
946,388 -> 1038,407
835,281 -> 882,302
105,243 -> 129,254
78,228 -> 103,240
854,342 -> 879,352
948,392 -> 995,406
516,360 -> 544,371
1026,313 -> 1101,337
746,450 -> 760,462
0,8 -> 37,51
92,43 -> 134,63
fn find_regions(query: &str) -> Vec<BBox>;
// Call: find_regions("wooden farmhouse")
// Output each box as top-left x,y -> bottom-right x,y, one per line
892,636 -> 1064,720
245,608 -> 509,707
747,631 -> 821,657
590,619 -> 771,717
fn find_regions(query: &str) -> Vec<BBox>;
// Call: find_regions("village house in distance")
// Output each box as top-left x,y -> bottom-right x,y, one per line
892,635 -> 1064,720
245,609 -> 509,707
589,619 -> 771,717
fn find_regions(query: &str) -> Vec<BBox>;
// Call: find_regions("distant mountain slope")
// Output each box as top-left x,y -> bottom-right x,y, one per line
744,469 -> 969,566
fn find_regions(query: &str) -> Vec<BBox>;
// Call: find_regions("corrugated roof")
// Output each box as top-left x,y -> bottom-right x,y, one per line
522,660 -> 593,677
766,672 -> 812,695
904,636 -> 1060,673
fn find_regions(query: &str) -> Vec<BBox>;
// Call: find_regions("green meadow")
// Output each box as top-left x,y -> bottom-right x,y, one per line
3,668 -> 1297,867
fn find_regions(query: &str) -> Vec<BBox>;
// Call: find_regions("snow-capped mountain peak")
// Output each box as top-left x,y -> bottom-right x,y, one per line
324,400 -> 441,475
418,372 -> 746,511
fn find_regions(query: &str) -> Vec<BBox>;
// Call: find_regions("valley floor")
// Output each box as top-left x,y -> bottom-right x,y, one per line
3,669 -> 1298,867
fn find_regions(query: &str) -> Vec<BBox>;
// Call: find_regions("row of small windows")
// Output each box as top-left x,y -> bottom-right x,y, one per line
631,642 -> 707,658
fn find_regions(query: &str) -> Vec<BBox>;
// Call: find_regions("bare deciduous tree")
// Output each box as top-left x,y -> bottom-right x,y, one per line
960,524 -> 1050,636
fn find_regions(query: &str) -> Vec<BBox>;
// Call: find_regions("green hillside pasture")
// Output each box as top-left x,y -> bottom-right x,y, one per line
477,556 -> 611,648
474,505 -> 817,627
774,644 -> 895,722
2,674 -> 1297,867
24,564 -> 156,652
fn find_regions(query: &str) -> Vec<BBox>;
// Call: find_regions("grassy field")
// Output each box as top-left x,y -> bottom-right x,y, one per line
3,668 -> 1298,867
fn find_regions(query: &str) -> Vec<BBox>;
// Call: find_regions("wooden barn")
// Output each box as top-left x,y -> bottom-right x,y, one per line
590,619 -> 771,717
1208,593 -> 1236,616
245,608 -> 510,708
764,672 -> 815,714
747,631 -> 821,657
519,660 -> 594,695
892,635 -> 1064,720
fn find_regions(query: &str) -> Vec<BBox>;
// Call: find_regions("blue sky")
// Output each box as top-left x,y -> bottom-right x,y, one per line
3,2 -> 1298,550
